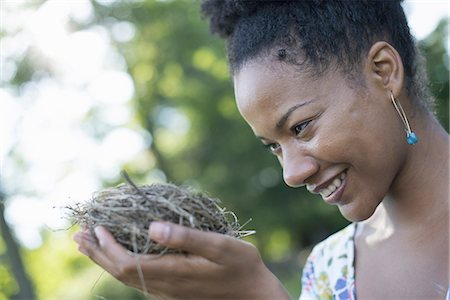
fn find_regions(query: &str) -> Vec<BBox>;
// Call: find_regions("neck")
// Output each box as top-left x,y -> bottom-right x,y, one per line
380,109 -> 449,231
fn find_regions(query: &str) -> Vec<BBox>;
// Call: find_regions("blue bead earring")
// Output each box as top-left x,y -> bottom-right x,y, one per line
390,91 -> 418,145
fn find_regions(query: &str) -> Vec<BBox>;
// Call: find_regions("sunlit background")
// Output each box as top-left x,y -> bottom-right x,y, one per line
1,0 -> 448,299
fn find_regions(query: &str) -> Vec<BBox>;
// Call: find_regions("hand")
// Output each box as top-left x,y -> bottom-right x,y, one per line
73,222 -> 291,300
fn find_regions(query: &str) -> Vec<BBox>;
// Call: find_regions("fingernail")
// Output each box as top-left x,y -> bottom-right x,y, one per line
94,226 -> 102,237
94,227 -> 104,245
150,222 -> 170,242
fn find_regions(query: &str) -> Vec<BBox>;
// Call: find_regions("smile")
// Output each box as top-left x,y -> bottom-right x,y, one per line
319,171 -> 346,198
306,170 -> 348,204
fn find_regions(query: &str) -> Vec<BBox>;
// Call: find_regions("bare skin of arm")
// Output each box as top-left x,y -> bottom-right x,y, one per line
73,222 -> 291,300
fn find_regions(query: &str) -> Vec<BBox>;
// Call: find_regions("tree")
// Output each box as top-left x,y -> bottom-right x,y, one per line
1,1 -> 447,298
0,191 -> 35,299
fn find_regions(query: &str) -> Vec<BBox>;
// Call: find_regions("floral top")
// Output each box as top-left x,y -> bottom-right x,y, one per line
299,223 -> 450,300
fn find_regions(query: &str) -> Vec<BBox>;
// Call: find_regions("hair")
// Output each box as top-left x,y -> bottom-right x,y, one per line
201,0 -> 433,110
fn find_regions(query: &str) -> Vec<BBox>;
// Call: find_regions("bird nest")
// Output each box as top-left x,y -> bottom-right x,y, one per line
69,175 -> 254,255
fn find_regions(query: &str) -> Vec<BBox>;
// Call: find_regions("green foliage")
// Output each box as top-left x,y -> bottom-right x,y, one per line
53,266 -> 147,300
0,257 -> 18,299
88,5 -> 450,297
2,1 -> 448,299
420,19 -> 449,131
102,0 -> 350,255
24,229 -> 90,298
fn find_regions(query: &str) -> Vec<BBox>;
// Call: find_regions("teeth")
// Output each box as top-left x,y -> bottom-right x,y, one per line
333,178 -> 342,187
320,188 -> 331,198
319,171 -> 346,198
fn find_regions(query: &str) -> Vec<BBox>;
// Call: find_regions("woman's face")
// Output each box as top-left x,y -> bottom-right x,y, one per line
233,60 -> 407,222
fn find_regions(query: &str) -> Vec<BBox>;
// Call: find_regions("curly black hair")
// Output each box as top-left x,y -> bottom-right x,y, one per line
201,0 -> 432,109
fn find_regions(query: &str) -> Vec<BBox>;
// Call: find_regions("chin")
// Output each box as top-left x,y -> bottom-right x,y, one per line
338,201 -> 378,222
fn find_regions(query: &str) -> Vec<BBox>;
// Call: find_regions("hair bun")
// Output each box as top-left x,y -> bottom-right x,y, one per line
201,0 -> 261,38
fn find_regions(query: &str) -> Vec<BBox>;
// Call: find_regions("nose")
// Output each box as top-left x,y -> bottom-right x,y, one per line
282,149 -> 319,188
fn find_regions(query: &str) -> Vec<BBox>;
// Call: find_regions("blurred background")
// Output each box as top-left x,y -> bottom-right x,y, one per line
0,0 -> 448,299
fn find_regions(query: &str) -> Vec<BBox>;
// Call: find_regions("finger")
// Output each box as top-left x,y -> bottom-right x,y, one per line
91,227 -> 188,280
93,226 -> 134,264
139,252 -> 216,279
149,221 -> 239,263
73,232 -> 87,255
74,231 -> 100,258
76,226 -> 133,279
73,226 -> 98,245
93,226 -> 170,280
76,228 -> 189,286
74,229 -> 104,259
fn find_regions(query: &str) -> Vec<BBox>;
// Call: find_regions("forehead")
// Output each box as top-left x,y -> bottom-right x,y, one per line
233,61 -> 324,117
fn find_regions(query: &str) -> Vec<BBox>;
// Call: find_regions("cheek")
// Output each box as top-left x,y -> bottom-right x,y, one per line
311,102 -> 405,182
307,109 -> 363,163
313,113 -> 405,222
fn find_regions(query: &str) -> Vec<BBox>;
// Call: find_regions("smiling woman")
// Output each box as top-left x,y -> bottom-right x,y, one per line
234,55 -> 411,223
74,1 -> 449,299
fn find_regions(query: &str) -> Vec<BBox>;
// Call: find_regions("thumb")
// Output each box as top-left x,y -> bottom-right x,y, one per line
149,221 -> 236,263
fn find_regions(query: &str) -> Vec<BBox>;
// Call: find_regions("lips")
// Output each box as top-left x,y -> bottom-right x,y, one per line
306,170 -> 348,201
318,172 -> 346,198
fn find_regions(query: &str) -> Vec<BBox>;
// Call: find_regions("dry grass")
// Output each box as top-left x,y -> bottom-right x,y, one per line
69,174 -> 254,255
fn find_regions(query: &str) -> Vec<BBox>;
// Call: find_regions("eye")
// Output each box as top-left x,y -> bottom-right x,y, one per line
293,120 -> 312,136
263,142 -> 281,154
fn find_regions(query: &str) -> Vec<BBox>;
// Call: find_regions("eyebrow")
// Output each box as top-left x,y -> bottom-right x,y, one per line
275,99 -> 315,129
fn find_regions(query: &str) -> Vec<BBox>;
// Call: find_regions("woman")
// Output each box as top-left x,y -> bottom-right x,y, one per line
74,1 -> 449,299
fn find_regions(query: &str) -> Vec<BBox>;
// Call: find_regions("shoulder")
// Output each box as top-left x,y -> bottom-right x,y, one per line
299,223 -> 356,300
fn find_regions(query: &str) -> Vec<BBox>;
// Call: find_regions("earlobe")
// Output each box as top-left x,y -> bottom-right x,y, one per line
367,41 -> 404,96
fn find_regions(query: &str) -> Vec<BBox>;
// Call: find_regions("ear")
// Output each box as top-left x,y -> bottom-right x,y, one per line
366,41 -> 404,97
